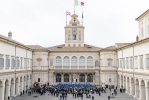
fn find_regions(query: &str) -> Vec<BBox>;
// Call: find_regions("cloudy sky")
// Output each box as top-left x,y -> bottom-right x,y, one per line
0,0 -> 148,48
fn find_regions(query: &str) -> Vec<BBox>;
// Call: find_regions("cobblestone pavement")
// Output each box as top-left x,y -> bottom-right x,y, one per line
11,90 -> 138,100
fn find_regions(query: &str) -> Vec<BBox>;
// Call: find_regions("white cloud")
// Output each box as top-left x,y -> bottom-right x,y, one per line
0,0 -> 148,48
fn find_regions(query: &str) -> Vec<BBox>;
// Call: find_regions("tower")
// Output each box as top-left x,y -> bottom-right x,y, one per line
64,14 -> 85,47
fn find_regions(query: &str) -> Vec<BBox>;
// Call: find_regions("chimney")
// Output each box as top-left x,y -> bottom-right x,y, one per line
136,35 -> 139,42
8,32 -> 12,39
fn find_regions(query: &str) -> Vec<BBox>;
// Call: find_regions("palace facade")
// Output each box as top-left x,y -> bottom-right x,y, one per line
0,9 -> 149,100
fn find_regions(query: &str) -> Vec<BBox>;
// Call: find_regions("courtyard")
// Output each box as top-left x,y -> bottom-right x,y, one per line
11,89 -> 137,100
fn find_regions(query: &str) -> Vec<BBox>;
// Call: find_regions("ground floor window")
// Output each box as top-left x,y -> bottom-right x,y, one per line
87,74 -> 93,82
56,74 -> 61,82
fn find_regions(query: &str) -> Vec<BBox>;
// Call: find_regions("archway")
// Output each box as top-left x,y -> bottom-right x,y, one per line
140,80 -> 146,100
130,78 -> 135,95
135,79 -> 139,98
87,74 -> 93,83
4,79 -> 9,100
126,77 -> 130,93
10,78 -> 15,97
56,74 -> 61,82
20,77 -> 23,93
64,73 -> 69,82
79,73 -> 85,82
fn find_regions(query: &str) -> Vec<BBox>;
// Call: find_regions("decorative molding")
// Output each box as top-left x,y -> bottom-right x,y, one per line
107,58 -> 113,61
36,58 -> 42,62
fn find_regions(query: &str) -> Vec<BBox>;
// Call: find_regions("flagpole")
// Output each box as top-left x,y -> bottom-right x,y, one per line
74,0 -> 75,14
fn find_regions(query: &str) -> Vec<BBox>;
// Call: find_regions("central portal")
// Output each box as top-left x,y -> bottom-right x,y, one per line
73,74 -> 77,83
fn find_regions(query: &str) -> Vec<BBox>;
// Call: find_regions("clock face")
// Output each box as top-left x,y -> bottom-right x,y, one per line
72,29 -> 77,34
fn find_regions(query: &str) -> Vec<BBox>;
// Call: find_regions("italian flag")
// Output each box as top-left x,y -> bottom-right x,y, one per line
75,0 -> 84,6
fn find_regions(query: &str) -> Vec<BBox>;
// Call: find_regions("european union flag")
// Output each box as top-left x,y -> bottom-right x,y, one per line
82,12 -> 84,19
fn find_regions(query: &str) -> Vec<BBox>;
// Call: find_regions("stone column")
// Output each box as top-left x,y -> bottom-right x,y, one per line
85,73 -> 87,83
5,81 -> 10,100
20,77 -> 23,92
16,77 -> 20,95
130,80 -> 135,95
69,73 -> 71,83
0,80 -> 5,100
146,87 -> 149,100
10,80 -> 15,97
62,73 -> 64,83
77,73 -> 79,83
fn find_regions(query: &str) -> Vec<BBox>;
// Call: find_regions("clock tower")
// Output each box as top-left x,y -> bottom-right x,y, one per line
64,14 -> 85,47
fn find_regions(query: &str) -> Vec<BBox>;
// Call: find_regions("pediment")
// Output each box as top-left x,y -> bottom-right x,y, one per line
107,58 -> 113,61
36,58 -> 42,62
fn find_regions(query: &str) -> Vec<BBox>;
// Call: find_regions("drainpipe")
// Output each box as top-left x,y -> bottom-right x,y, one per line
122,48 -> 123,87
48,51 -> 50,85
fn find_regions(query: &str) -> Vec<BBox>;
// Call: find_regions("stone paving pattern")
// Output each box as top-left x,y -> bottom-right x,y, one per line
11,90 -> 137,100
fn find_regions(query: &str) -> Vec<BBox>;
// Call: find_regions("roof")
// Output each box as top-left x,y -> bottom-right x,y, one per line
27,45 -> 46,50
48,44 -> 102,52
115,43 -> 132,48
0,34 -> 32,50
135,9 -> 149,21
100,45 -> 116,51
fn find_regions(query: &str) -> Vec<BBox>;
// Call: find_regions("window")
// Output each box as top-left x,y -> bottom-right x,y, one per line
38,78 -> 40,82
126,59 -> 128,68
73,44 -> 76,47
38,62 -> 40,67
0,57 -> 4,68
11,58 -> 15,68
79,56 -> 85,66
79,44 -> 81,47
24,58 -> 26,68
108,62 -> 112,67
146,58 -> 149,68
68,44 -> 70,47
56,56 -> 62,66
73,35 -> 76,40
64,74 -> 69,82
130,58 -> 132,68
135,57 -> 137,68
79,35 -> 81,40
56,74 -> 61,82
6,57 -> 10,68
87,56 -> 93,66
30,59 -> 32,67
50,60 -> 53,66
64,56 -> 69,66
17,59 -> 20,68
71,56 -> 77,66
142,28 -> 144,37
21,58 -> 23,68
38,74 -> 40,77
68,34 -> 70,40
120,60 -> 122,68
87,74 -> 93,82
95,60 -> 99,67
123,59 -> 125,68
148,25 -> 149,35
140,57 -> 143,68
117,60 -> 119,67
109,78 -> 111,82
79,74 -> 85,82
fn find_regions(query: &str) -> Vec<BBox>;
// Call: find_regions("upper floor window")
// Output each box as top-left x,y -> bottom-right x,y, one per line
68,44 -> 70,47
130,58 -> 132,68
50,60 -> 53,66
79,44 -> 81,47
95,60 -> 99,67
148,25 -> 149,35
30,59 -> 32,68
73,44 -> 76,47
147,58 -> 149,68
79,35 -> 81,40
0,57 -> 4,68
68,34 -> 70,40
38,62 -> 40,67
73,35 -> 76,40
24,58 -> 26,68
56,56 -> 62,66
71,56 -> 77,66
123,59 -> 125,68
135,57 -> 137,68
140,56 -> 143,68
11,57 -> 15,68
16,58 -> 20,68
141,28 -> 144,37
6,57 -> 10,68
64,56 -> 69,66
126,59 -> 128,68
87,56 -> 93,67
21,58 -> 23,68
120,60 -> 122,68
79,56 -> 85,66
108,61 -> 112,67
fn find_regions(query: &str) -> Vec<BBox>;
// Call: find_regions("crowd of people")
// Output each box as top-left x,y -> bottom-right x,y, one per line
16,83 -> 121,100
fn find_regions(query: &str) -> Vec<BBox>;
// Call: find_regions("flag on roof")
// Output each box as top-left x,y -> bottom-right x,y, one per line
75,0 -> 84,6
